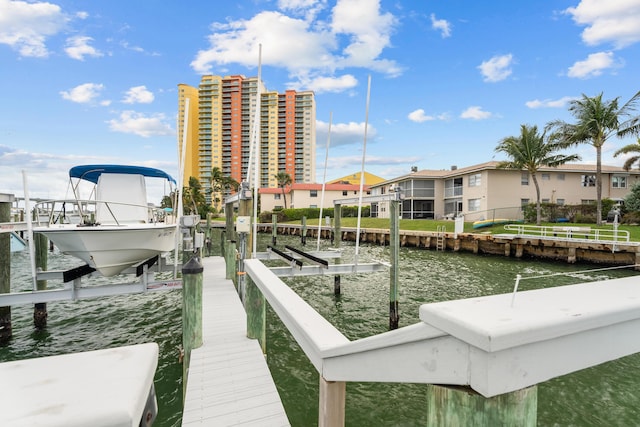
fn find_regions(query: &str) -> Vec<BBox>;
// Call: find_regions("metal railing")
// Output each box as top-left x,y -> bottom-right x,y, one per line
503,224 -> 630,242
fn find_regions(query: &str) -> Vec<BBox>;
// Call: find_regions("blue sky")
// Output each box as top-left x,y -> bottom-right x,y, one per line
1,0 -> 640,202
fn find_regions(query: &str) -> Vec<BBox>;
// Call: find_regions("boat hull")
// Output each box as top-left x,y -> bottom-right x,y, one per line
36,223 -> 177,276
472,219 -> 522,229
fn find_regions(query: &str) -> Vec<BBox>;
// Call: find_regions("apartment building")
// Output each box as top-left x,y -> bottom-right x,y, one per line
260,182 -> 372,211
370,161 -> 640,222
177,75 -> 316,203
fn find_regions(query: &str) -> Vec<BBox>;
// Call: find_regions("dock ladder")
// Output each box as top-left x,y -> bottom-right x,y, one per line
436,226 -> 446,251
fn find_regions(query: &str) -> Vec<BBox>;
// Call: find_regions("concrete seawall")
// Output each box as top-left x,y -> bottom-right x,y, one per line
255,224 -> 640,267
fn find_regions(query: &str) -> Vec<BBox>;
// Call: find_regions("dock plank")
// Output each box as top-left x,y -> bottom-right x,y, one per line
182,256 -> 290,426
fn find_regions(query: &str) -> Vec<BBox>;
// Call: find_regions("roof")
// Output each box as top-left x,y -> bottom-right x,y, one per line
328,171 -> 386,186
259,182 -> 368,194
69,164 -> 176,184
372,161 -> 640,187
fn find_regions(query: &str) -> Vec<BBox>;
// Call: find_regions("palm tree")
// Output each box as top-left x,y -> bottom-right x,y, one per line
183,176 -> 206,216
547,91 -> 640,225
274,171 -> 292,209
614,137 -> 640,170
495,124 -> 580,225
209,167 -> 225,212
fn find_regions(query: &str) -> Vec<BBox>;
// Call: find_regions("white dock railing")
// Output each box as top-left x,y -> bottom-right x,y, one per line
244,258 -> 640,422
503,223 -> 630,242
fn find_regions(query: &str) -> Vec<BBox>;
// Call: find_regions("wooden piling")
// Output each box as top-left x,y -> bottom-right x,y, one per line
0,194 -> 12,342
225,240 -> 237,284
389,198 -> 400,330
245,274 -> 266,353
334,275 -> 341,296
426,384 -> 537,426
319,376 -> 346,427
301,216 -> 307,246
334,204 -> 342,248
271,214 -> 277,246
225,201 -> 235,242
182,256 -> 203,400
34,232 -> 48,329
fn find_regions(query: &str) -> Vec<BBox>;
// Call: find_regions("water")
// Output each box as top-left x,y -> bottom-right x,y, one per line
1,248 -> 183,427
2,233 -> 640,426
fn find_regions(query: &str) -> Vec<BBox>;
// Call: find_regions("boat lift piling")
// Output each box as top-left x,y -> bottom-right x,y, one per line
271,213 -> 278,246
34,231 -> 48,329
0,193 -> 12,343
301,216 -> 307,246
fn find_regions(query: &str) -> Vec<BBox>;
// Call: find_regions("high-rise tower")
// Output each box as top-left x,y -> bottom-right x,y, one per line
178,75 -> 316,203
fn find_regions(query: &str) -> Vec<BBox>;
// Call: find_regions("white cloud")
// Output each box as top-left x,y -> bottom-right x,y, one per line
316,119 -> 377,148
478,54 -> 513,82
407,109 -> 449,123
65,35 -> 102,60
299,74 -> 358,93
107,111 -> 173,138
122,86 -> 154,104
460,106 -> 493,120
60,83 -> 105,104
278,0 -> 328,21
430,13 -> 451,38
565,0 -> 640,48
0,0 -> 69,57
321,154 -> 420,170
525,96 -> 577,109
567,51 -> 618,78
191,0 -> 401,90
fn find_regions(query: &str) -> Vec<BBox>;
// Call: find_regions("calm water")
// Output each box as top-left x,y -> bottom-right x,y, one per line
2,231 -> 640,426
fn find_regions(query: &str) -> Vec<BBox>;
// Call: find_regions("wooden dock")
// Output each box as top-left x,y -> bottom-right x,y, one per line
182,256 -> 289,426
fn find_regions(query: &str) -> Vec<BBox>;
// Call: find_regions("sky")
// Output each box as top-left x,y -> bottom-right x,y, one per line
2,0 -> 640,203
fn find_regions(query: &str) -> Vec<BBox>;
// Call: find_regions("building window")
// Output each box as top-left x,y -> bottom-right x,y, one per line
557,173 -> 565,181
274,194 -> 281,200
581,175 -> 596,187
542,198 -> 550,203
521,199 -> 529,209
581,199 -> 595,204
557,198 -> 565,205
342,191 -> 348,196
468,173 -> 481,187
310,190 -> 318,197
541,173 -> 550,180
468,198 -> 481,211
612,176 -> 627,188
521,173 -> 529,185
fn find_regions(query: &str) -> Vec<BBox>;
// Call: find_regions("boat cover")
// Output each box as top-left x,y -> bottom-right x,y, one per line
69,164 -> 176,184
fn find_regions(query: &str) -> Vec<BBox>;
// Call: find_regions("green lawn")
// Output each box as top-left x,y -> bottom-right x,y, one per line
207,215 -> 640,241
280,217 -> 640,241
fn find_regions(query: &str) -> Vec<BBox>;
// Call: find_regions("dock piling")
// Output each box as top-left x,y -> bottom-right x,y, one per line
389,194 -> 400,330
181,256 -> 203,400
426,384 -> 537,426
34,232 -> 48,329
0,194 -> 12,342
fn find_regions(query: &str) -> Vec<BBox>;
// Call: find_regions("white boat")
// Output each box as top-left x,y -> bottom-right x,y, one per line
34,165 -> 178,277
10,231 -> 26,252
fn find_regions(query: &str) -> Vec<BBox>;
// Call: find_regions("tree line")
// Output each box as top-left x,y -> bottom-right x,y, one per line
495,91 -> 640,226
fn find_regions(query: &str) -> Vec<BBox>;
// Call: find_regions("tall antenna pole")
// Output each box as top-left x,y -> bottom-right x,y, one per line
354,75 -> 371,266
252,44 -> 262,258
317,112 -> 332,251
175,97 -> 189,276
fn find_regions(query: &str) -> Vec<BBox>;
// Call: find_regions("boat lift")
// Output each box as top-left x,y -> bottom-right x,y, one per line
256,245 -> 387,278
